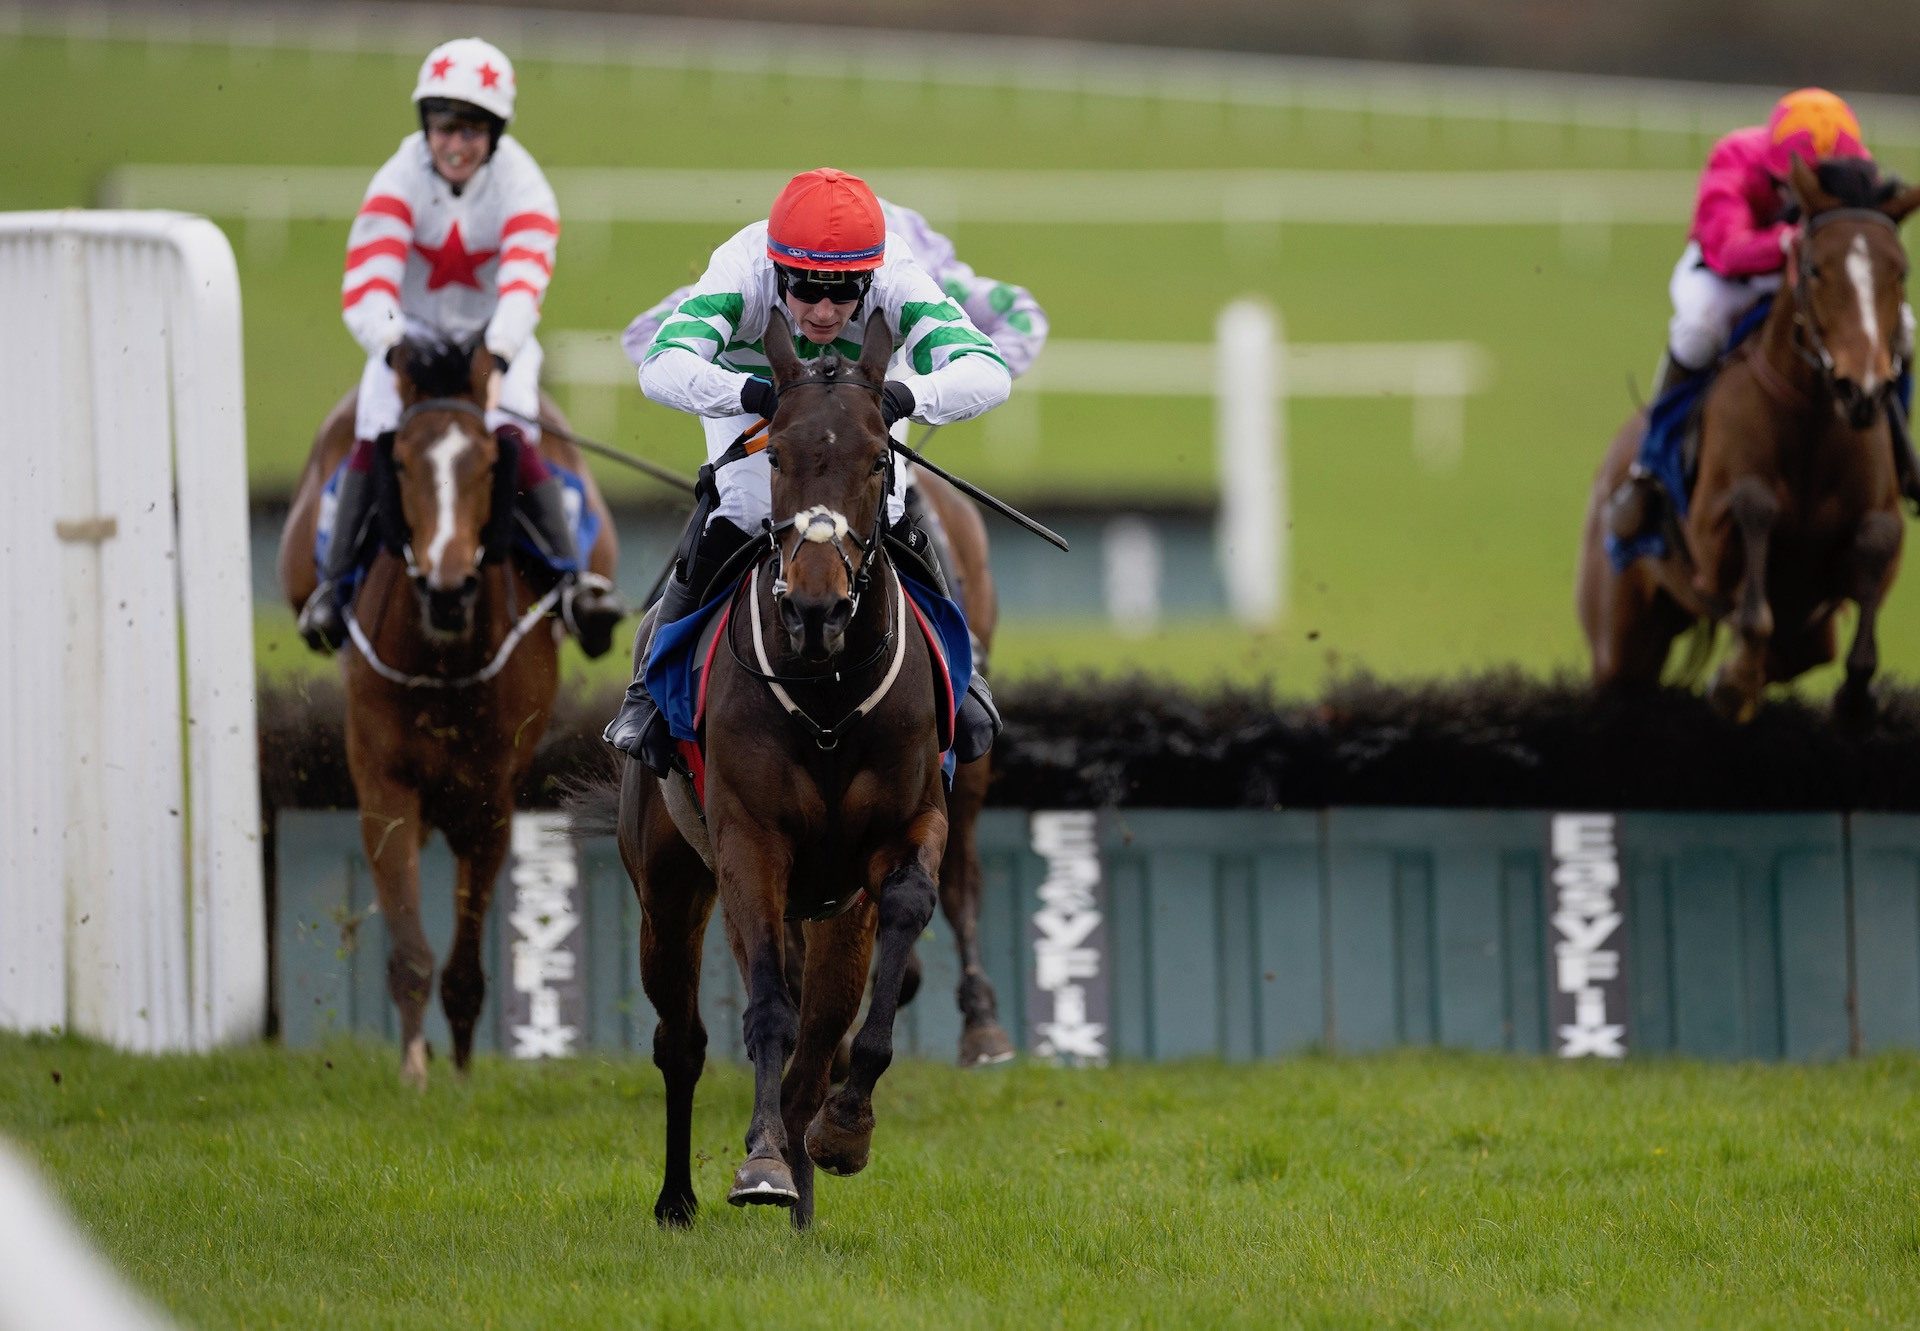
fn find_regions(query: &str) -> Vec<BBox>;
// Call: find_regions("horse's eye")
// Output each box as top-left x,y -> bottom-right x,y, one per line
871,456 -> 888,474
766,448 -> 781,471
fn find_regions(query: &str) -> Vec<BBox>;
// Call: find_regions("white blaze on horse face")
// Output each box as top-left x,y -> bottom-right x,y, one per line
424,425 -> 470,583
1847,234 -> 1882,392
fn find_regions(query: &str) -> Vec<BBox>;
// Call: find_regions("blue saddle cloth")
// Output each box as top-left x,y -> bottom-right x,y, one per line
647,563 -> 971,785
314,457 -> 601,602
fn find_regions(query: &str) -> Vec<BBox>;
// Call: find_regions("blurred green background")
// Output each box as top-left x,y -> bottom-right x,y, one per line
9,25 -> 1918,693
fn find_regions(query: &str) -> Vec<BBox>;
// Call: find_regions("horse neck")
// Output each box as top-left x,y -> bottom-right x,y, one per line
1746,278 -> 1827,415
356,552 -> 527,678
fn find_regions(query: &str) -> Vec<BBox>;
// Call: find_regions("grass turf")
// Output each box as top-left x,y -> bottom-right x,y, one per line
4,1034 -> 1920,1328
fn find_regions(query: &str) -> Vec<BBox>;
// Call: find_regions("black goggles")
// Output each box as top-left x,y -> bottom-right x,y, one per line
777,265 -> 871,306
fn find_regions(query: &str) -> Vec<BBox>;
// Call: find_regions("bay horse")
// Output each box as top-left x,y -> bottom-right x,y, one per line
1578,156 -> 1920,725
276,338 -> 563,1088
616,314 -> 949,1229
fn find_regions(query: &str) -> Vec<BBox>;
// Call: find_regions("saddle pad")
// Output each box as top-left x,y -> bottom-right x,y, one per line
314,457 -> 601,598
653,566 -> 971,809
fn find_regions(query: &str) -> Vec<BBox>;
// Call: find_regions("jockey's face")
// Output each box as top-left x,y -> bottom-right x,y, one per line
425,112 -> 491,186
783,291 -> 860,345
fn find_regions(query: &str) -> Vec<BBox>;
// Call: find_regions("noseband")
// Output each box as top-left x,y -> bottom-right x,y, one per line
1792,207 -> 1903,394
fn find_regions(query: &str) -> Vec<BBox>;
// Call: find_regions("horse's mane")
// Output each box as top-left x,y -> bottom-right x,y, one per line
1813,157 -> 1902,209
399,336 -> 480,399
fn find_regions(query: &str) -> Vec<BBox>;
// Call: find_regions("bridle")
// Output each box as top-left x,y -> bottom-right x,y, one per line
1790,207 -> 1905,396
714,370 -> 904,749
346,394 -> 557,690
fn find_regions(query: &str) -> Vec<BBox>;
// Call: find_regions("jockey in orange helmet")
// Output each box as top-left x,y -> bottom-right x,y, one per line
604,167 -> 1013,776
1608,88 -> 1916,556
297,38 -> 625,655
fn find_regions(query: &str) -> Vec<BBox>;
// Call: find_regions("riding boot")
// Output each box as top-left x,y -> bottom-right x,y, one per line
953,672 -> 1002,764
296,436 -> 385,653
603,516 -> 756,773
1607,353 -> 1704,544
509,435 -> 629,658
1888,388 -> 1920,516
899,483 -> 962,600
884,512 -> 951,599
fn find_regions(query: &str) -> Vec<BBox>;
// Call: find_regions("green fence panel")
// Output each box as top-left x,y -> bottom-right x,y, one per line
1846,814 -> 1920,1053
1325,810 -> 1549,1054
1619,814 -> 1848,1061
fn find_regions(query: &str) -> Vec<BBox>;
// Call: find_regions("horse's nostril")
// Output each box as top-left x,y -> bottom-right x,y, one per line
826,598 -> 854,632
779,598 -> 805,635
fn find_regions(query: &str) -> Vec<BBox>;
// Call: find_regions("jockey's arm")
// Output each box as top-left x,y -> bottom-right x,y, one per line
1692,136 -> 1795,279
949,265 -> 1049,381
482,143 -> 560,366
623,285 -> 695,369
341,152 -> 415,358
882,260 -> 1013,425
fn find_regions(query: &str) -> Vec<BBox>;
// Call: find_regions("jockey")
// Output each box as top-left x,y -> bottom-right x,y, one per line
603,168 -> 1015,776
1609,87 -> 1919,546
618,196 -> 1049,596
297,36 -> 625,654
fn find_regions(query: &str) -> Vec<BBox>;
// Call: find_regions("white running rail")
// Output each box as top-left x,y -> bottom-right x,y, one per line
0,210 -> 265,1052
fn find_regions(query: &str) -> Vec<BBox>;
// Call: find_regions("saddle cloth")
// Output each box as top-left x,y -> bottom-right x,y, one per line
313,457 -> 601,601
648,564 -> 969,808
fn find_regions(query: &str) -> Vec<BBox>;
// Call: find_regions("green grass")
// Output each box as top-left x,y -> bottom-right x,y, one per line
13,30 -> 1920,688
6,1035 -> 1920,1328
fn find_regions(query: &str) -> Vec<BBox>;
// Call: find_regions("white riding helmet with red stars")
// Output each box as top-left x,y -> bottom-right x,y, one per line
411,37 -> 516,124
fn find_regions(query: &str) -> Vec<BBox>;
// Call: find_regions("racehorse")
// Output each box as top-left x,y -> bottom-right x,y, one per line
276,337 -> 564,1089
615,314 -> 950,1229
1578,156 -> 1920,725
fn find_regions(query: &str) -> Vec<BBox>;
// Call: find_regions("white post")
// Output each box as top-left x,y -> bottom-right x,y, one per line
1214,299 -> 1284,626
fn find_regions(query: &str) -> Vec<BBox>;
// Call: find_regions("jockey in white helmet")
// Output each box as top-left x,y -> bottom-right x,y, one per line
297,37 -> 625,655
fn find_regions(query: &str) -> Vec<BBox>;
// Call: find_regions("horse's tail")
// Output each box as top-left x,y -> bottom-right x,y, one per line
1666,614 -> 1719,689
555,761 -> 623,840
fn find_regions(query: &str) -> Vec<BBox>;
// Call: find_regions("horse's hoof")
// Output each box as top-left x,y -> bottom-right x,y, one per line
958,1020 -> 1016,1068
728,1156 -> 798,1207
400,1037 -> 429,1092
805,1094 -> 874,1176
654,1191 -> 698,1228
1834,681 -> 1879,735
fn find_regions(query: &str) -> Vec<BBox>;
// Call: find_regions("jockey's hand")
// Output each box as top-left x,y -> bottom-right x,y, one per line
740,375 -> 777,421
881,380 -> 916,429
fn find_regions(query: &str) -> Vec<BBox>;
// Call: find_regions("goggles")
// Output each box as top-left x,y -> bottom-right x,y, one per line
424,111 -> 492,139
777,265 -> 871,306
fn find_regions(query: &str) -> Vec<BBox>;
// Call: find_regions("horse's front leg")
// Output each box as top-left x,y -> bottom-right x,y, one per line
806,809 -> 946,1177
1835,508 -> 1903,730
716,832 -> 801,1209
1705,476 -> 1779,722
440,797 -> 513,1073
780,907 -> 876,1229
354,780 -> 433,1090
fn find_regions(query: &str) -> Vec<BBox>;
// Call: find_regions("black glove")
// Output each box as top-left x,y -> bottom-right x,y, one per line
740,376 -> 778,419
881,380 -> 916,429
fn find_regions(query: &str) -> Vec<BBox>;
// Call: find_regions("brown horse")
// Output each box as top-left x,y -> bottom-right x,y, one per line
276,339 -> 564,1088
617,314 -> 950,1229
1579,157 -> 1920,725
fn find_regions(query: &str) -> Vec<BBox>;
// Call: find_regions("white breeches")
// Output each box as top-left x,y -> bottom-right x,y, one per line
355,323 -> 543,441
700,412 -> 909,532
1666,242 -> 1781,372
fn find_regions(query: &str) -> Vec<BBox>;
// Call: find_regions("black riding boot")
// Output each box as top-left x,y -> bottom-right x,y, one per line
516,466 -> 629,658
1888,390 -> 1920,516
603,516 -> 755,774
887,496 -> 1002,762
296,437 -> 385,653
953,672 -> 1001,764
1607,353 -> 1703,544
898,484 -> 962,600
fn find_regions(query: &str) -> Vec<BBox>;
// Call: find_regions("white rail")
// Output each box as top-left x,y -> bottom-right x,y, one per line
0,210 -> 264,1052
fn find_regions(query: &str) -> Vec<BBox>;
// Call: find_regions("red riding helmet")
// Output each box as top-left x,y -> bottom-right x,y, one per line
1765,88 -> 1869,177
766,168 -> 886,272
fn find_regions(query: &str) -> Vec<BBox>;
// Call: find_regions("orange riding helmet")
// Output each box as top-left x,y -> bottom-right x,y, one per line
766,168 -> 887,272
1765,88 -> 1869,177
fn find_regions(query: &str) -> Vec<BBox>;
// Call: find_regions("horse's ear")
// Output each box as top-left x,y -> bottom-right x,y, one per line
856,311 -> 892,385
764,311 -> 803,387
1884,183 -> 1920,226
390,339 -> 424,407
468,341 -> 492,402
1788,154 -> 1841,218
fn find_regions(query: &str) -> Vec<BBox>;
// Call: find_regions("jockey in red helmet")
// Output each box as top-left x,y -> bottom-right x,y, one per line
1607,88 -> 1917,554
604,167 -> 1014,776
297,38 -> 625,655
